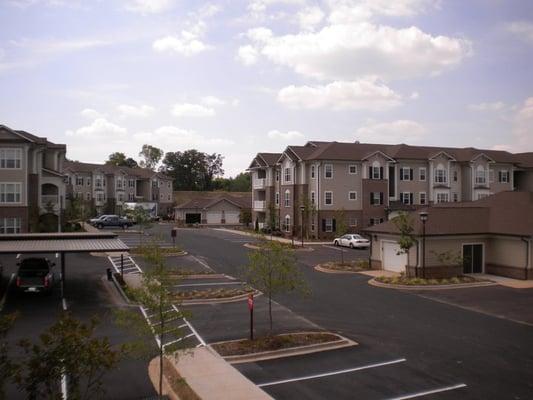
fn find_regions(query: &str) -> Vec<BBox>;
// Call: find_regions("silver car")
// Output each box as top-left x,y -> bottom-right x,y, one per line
333,234 -> 370,249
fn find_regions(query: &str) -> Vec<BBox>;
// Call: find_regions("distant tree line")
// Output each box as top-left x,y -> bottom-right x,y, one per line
102,146 -> 250,192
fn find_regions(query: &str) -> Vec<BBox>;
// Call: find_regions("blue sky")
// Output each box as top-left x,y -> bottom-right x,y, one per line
1,0 -> 532,176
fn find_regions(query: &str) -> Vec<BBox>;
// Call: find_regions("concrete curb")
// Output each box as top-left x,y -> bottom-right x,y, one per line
180,290 -> 261,306
368,277 -> 498,291
129,250 -> 188,257
169,273 -> 227,280
314,265 -> 362,274
110,273 -> 132,303
213,228 -> 330,245
211,332 -> 358,365
244,243 -> 314,252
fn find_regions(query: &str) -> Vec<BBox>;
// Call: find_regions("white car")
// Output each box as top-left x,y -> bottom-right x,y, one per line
333,234 -> 370,249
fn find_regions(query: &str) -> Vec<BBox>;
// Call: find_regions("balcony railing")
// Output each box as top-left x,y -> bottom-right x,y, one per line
41,195 -> 59,208
253,200 -> 266,211
253,178 -> 266,189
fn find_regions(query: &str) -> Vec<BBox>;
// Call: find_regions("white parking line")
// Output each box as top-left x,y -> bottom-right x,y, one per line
385,383 -> 467,400
62,298 -> 68,311
190,256 -> 215,273
322,245 -> 348,252
174,281 -> 244,287
257,358 -> 406,388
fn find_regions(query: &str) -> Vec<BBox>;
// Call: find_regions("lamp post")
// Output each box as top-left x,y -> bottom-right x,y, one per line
419,211 -> 428,279
300,205 -> 305,248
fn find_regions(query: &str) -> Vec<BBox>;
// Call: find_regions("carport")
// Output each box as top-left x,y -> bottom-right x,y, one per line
0,232 -> 129,299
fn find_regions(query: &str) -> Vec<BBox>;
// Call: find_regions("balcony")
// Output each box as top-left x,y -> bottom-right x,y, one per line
253,200 -> 266,211
253,178 -> 266,189
41,195 -> 59,209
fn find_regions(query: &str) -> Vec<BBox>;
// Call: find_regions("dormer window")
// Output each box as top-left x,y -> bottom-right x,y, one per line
434,166 -> 447,184
475,166 -> 486,184
370,161 -> 383,180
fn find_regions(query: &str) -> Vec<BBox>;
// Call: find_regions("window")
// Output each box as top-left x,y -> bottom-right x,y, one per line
275,170 -> 280,182
284,190 -> 290,207
86,192 -> 91,201
419,168 -> 426,181
324,164 -> 333,179
96,192 -> 105,203
370,192 -> 383,205
400,167 -> 412,181
128,193 -> 134,201
349,165 -> 357,174
371,164 -> 382,180
311,220 -> 315,231
168,194 -> 171,201
419,192 -> 426,205
76,177 -> 84,186
324,191 -> 333,206
0,183 -> 21,203
0,148 -> 22,169
349,218 -> 357,227
284,167 -> 291,183
160,193 -> 164,200
348,191 -> 357,201
87,178 -> 91,186
275,192 -> 279,206
311,165 -> 315,179
498,170 -> 509,183
370,217 -> 384,226
453,192 -> 459,202
118,193 -> 125,202
324,218 -> 333,232
453,170 -> 458,182
436,192 -> 449,203
129,179 -> 135,188
67,176 -> 72,185
400,192 -> 413,205
95,177 -> 102,188
167,182 -> 171,189
310,191 -> 315,205
152,180 -> 158,188
434,168 -> 447,184
116,178 -> 124,189
477,193 -> 489,200
284,215 -> 291,232
0,217 -> 21,234
475,166 -> 486,184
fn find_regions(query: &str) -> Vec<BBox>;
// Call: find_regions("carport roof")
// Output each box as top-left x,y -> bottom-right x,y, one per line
0,232 -> 130,254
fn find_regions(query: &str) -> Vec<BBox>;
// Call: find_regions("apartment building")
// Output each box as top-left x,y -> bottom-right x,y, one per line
249,141 -> 523,239
0,124 -> 67,233
63,161 -> 174,217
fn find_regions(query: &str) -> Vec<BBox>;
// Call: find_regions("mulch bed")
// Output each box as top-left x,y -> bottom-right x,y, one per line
170,287 -> 253,300
162,357 -> 201,400
212,332 -> 339,356
318,260 -> 369,272
375,275 -> 486,286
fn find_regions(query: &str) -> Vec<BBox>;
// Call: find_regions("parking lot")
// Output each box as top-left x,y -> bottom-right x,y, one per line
2,225 -> 533,399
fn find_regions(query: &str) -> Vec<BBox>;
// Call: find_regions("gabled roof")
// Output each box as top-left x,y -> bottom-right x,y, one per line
362,150 -> 395,162
514,153 -> 533,168
175,193 -> 251,210
248,153 -> 281,169
364,191 -> 533,237
0,124 -> 65,148
428,150 -> 456,161
63,160 -> 171,180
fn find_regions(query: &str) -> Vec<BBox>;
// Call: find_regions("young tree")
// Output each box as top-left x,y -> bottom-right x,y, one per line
0,313 -> 17,400
334,209 -> 349,265
139,145 -> 163,170
116,243 -> 186,399
131,206 -> 153,246
392,212 -> 416,276
243,241 -> 308,333
14,313 -> 122,400
239,208 -> 252,227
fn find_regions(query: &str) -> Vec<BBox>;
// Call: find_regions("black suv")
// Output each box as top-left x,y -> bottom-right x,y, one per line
16,257 -> 57,293
94,216 -> 133,229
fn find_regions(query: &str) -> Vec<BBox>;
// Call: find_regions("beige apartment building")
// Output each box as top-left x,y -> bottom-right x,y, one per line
63,161 -> 174,217
0,125 -> 67,233
250,141 -> 530,239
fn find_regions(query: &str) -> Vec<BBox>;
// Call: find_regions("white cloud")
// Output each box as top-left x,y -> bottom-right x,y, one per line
124,0 -> 174,14
468,101 -> 505,112
117,104 -> 155,118
66,118 -> 127,138
267,129 -> 305,141
355,120 -> 427,143
134,126 -> 233,147
201,96 -> 226,106
247,0 -> 306,19
512,97 -> 533,149
153,33 -> 210,56
80,108 -> 104,119
243,21 -> 469,81
297,6 -> 324,31
171,103 -> 215,118
277,78 -> 402,111
506,21 -> 533,44
237,45 -> 260,66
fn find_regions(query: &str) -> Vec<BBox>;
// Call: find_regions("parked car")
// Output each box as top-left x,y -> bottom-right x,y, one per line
89,214 -> 118,225
94,215 -> 133,229
15,257 -> 57,293
333,234 -> 370,249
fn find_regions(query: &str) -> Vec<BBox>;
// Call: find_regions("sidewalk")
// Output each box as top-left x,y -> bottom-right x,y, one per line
472,273 -> 533,289
164,347 -> 273,400
213,228 -> 331,245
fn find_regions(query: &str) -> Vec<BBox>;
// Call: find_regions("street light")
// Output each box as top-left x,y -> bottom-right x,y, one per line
300,205 -> 305,248
419,210 -> 428,279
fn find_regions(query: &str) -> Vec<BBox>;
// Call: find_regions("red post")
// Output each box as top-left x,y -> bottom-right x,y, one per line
248,293 -> 254,341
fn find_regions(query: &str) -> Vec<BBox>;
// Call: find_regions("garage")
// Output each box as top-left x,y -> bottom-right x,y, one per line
382,241 -> 407,273
185,213 -> 201,224
225,211 -> 240,224
206,211 -> 222,224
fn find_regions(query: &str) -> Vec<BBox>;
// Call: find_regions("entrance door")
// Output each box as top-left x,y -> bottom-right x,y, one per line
463,244 -> 483,274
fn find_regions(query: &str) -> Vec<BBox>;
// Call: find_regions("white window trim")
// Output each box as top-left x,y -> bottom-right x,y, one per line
0,148 -> 22,169
401,167 -> 411,181
348,191 -> 357,201
401,192 -> 412,205
348,165 -> 357,175
284,167 -> 292,184
0,182 -> 22,204
284,215 -> 291,233
324,191 -> 333,206
324,164 -> 333,179
0,217 -> 21,234
311,165 -> 315,179
284,190 -> 290,207
419,192 -> 427,205
310,191 -> 315,205
419,167 -> 426,181
275,192 -> 280,206
325,218 -> 333,232
499,170 -> 509,183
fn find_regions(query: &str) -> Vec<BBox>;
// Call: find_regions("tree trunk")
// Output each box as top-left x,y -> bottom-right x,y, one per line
159,300 -> 164,398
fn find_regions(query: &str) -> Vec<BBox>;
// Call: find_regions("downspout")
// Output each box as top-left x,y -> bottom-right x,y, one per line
317,163 -> 321,239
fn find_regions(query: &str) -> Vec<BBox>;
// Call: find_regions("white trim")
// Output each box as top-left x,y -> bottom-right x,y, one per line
324,191 -> 333,206
0,182 -> 22,204
348,191 -> 357,201
324,163 -> 333,179
0,147 -> 22,169
419,167 -> 426,181
418,192 -> 426,205
348,164 -> 357,175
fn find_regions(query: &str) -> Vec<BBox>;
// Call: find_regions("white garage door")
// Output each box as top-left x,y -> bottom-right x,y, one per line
206,211 -> 222,224
225,211 -> 240,224
382,241 -> 407,273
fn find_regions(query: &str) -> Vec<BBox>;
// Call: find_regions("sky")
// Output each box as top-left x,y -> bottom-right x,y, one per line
0,0 -> 532,177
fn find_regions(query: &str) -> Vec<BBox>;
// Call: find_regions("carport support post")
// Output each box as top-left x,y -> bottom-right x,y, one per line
120,253 -> 124,278
61,252 -> 65,299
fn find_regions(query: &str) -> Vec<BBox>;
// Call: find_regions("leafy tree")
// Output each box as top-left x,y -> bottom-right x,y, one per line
116,243 -> 187,398
0,313 -> 17,400
139,145 -> 163,170
106,152 -> 138,168
212,172 -> 251,192
239,208 -> 252,227
334,209 -> 349,265
131,206 -> 153,246
14,313 -> 122,400
300,198 -> 316,240
392,212 -> 416,255
243,240 -> 308,333
161,150 -> 224,191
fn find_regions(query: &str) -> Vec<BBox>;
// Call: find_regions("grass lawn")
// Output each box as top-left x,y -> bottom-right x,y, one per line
170,286 -> 253,300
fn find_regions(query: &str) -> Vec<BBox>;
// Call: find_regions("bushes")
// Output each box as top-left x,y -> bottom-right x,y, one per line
375,275 -> 482,286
